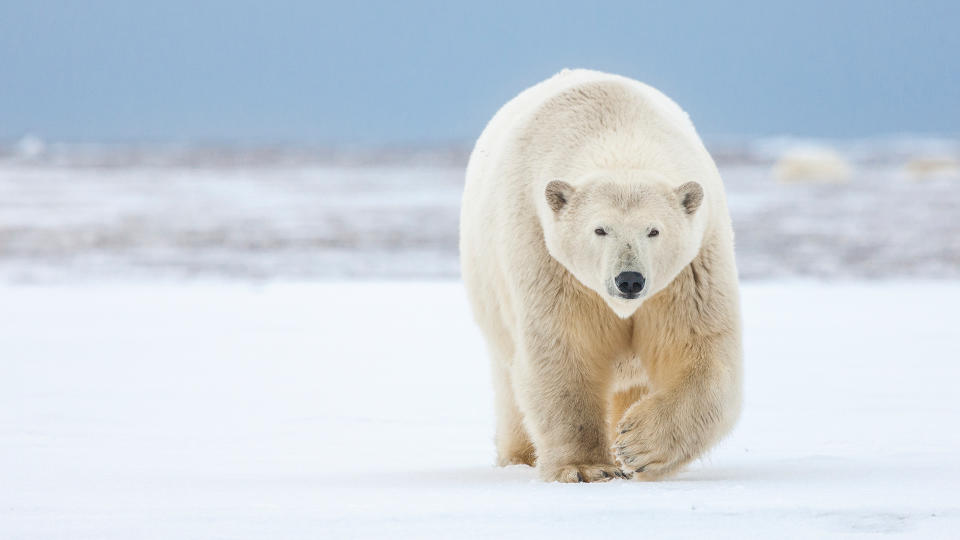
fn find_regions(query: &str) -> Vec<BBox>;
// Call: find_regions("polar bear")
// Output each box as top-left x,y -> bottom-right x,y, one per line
460,69 -> 742,482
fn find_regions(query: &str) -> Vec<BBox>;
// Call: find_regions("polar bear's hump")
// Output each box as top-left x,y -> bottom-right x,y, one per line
464,69 -> 714,207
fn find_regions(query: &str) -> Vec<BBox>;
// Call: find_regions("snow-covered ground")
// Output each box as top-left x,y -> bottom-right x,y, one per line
4,281 -> 959,538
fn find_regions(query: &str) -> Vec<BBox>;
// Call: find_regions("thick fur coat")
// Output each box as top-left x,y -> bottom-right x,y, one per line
460,69 -> 742,482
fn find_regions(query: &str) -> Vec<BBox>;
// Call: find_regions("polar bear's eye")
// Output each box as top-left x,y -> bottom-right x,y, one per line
594,228 -> 607,236
648,228 -> 660,238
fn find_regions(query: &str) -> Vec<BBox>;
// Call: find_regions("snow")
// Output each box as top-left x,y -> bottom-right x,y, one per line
3,281 -> 959,538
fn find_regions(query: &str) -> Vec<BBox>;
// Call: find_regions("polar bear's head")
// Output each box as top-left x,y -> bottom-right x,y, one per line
541,172 -> 705,318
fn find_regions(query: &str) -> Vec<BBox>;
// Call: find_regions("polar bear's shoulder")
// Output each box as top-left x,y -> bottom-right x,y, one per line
465,69 -> 706,203
501,69 -> 695,139
555,69 -> 693,128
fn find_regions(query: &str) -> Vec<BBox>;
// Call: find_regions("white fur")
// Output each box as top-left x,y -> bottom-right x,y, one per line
461,69 -> 742,482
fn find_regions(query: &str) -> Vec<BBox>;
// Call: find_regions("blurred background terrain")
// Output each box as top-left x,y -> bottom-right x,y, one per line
1,138 -> 958,282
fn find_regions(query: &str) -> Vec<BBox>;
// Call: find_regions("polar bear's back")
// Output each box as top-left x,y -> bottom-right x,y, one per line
463,69 -> 714,205
462,69 -> 718,243
470,71 -> 666,186
461,69 -> 591,204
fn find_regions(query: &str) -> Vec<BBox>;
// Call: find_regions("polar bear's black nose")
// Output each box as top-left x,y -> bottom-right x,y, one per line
615,271 -> 645,295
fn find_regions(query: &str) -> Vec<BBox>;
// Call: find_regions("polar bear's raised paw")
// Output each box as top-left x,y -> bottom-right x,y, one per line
612,398 -> 686,479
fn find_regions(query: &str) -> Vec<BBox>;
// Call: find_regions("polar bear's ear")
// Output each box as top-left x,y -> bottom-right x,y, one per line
676,181 -> 704,215
545,180 -> 575,213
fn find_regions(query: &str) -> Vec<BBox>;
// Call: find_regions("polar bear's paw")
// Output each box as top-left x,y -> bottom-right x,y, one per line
613,399 -> 688,479
540,463 -> 629,483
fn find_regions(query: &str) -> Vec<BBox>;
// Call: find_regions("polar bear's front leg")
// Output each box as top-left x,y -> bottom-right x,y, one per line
491,357 -> 536,466
612,331 -> 741,479
512,332 -> 627,483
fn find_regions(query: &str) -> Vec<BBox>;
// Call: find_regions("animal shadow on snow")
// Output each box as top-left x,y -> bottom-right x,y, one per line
317,456 -> 874,487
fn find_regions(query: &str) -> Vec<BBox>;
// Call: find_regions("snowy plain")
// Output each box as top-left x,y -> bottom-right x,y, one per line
4,281 -> 960,539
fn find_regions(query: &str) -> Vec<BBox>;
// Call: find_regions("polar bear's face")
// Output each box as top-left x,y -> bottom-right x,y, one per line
542,174 -> 704,318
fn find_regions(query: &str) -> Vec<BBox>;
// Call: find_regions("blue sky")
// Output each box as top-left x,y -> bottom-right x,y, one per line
1,1 -> 958,144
